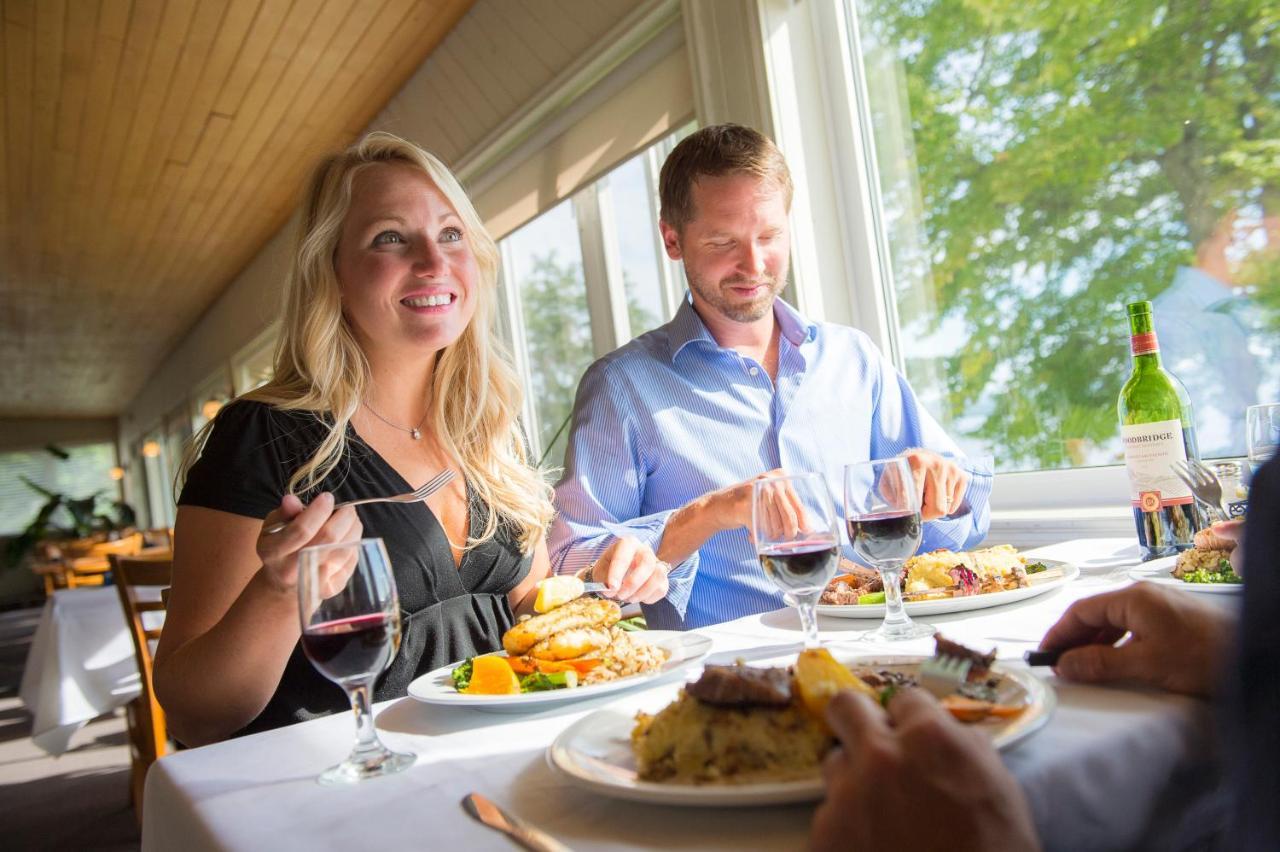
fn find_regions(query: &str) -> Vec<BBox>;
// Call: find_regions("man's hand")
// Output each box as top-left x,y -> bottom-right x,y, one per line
657,470 -> 791,567
1037,583 -> 1234,698
590,535 -> 669,604
901,450 -> 968,521
702,468 -> 790,533
812,688 -> 1039,852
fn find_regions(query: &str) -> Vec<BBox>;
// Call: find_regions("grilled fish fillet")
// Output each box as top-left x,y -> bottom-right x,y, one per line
503,597 -> 621,655
528,626 -> 613,660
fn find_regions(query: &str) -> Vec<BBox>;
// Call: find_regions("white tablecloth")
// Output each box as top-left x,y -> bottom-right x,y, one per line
19,586 -> 161,755
142,539 -> 1232,851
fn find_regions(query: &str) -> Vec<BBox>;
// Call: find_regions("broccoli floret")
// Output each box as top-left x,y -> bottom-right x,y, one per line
450,658 -> 474,691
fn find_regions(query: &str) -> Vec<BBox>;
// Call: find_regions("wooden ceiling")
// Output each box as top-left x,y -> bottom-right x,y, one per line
0,0 -> 474,418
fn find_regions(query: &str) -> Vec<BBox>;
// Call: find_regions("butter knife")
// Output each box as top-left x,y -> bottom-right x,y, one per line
461,792 -> 572,852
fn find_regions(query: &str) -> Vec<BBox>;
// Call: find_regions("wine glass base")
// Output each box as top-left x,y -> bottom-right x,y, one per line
860,620 -> 936,642
317,747 -> 416,786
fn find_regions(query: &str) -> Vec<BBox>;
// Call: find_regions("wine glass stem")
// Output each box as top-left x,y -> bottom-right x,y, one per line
879,565 -> 911,627
346,678 -> 382,757
795,594 -> 822,649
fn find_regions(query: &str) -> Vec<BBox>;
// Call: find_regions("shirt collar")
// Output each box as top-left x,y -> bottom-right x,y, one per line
667,291 -> 819,363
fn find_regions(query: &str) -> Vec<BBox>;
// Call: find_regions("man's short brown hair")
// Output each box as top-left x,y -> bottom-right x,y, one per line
658,124 -> 793,234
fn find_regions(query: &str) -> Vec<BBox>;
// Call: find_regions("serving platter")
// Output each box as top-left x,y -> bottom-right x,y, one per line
816,558 -> 1079,619
547,654 -> 1055,806
407,631 -> 712,711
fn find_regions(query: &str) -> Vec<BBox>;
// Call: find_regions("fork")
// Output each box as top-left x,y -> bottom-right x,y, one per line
1170,459 -> 1229,521
262,469 -> 455,534
918,654 -> 972,698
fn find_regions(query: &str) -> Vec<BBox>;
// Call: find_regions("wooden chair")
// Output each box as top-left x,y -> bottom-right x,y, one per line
110,552 -> 173,823
64,532 -> 145,589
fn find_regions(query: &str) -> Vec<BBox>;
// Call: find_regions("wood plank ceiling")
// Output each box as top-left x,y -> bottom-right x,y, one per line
0,0 -> 474,418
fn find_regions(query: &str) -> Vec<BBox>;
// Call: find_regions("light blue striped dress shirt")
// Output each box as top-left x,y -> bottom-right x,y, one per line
548,296 -> 992,630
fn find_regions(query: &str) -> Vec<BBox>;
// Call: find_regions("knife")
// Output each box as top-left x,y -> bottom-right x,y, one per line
461,792 -> 572,852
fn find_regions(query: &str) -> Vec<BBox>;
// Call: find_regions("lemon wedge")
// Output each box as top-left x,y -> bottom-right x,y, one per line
533,575 -> 586,613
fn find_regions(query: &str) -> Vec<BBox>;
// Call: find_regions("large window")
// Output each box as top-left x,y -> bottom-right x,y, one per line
497,126 -> 695,469
0,443 -> 120,537
502,200 -> 594,467
846,0 -> 1278,473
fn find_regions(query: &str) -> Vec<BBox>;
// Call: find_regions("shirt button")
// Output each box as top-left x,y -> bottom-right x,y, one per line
749,366 -> 760,377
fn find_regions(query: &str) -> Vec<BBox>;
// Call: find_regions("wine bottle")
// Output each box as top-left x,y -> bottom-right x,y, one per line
1117,301 -> 1204,560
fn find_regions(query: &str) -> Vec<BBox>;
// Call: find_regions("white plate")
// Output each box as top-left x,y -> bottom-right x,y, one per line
407,630 -> 713,711
816,559 -> 1079,619
547,654 -> 1055,807
1127,555 -> 1242,594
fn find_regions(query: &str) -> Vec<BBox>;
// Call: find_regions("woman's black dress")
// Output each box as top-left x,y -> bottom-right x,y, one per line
179,400 -> 530,736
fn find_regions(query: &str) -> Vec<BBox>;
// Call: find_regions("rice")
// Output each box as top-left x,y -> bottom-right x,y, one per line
631,690 -> 830,783
1172,547 -> 1232,579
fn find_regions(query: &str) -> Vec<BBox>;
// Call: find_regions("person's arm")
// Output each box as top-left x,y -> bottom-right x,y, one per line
153,494 -> 360,746
507,538 -> 552,616
812,688 -> 1039,852
864,338 -> 992,548
549,360 -> 705,614
1037,582 -> 1234,698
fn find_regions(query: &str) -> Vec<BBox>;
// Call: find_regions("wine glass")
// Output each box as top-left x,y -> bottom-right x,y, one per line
298,538 -> 414,785
752,472 -> 840,648
1246,403 -> 1280,472
844,458 -> 934,641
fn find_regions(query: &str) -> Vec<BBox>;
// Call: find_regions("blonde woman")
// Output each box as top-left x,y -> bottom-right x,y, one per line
154,133 -> 668,746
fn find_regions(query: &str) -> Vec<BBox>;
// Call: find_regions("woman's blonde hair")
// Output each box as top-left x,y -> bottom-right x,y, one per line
187,131 -> 553,551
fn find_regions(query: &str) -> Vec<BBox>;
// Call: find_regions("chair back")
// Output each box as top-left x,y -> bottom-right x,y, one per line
111,552 -> 173,822
64,532 -> 146,589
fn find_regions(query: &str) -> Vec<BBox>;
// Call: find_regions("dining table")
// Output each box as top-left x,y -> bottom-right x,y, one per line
19,585 -> 162,756
141,538 -> 1234,851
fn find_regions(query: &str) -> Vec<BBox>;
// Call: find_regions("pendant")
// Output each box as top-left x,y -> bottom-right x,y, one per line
411,428 -> 421,440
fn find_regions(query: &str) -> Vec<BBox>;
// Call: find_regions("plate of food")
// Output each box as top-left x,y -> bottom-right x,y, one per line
816,545 -> 1078,619
1128,528 -> 1242,593
547,638 -> 1054,806
407,577 -> 712,710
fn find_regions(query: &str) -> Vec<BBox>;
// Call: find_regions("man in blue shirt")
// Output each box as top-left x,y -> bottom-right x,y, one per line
549,124 -> 991,629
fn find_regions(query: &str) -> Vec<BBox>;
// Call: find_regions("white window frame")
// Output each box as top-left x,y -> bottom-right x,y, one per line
497,240 -> 544,460
644,136 -> 690,317
231,322 -> 280,396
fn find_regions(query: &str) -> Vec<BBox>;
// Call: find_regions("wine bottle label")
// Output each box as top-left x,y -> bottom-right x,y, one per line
1129,332 -> 1159,355
1121,419 -> 1193,507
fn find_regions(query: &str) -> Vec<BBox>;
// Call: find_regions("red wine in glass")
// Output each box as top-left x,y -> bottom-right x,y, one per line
848,510 -> 922,566
298,537 -> 414,784
758,541 -> 839,593
302,613 -> 399,685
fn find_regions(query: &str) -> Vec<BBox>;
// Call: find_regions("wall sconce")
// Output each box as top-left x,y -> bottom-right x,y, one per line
109,466 -> 126,481
142,440 -> 162,458
202,398 -> 224,420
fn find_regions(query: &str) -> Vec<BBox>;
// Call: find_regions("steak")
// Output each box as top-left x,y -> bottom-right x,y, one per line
685,664 -> 793,708
934,635 -> 996,680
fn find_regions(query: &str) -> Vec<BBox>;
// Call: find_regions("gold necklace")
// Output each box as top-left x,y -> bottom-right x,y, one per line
362,400 -> 428,440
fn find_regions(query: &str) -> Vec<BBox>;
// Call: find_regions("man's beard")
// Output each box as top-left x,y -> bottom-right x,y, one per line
687,269 -> 784,323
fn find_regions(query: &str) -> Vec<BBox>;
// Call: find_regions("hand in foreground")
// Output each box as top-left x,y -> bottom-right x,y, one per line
591,535 -> 669,604
256,493 -> 363,594
901,450 -> 969,521
812,688 -> 1039,852
1037,583 -> 1234,698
